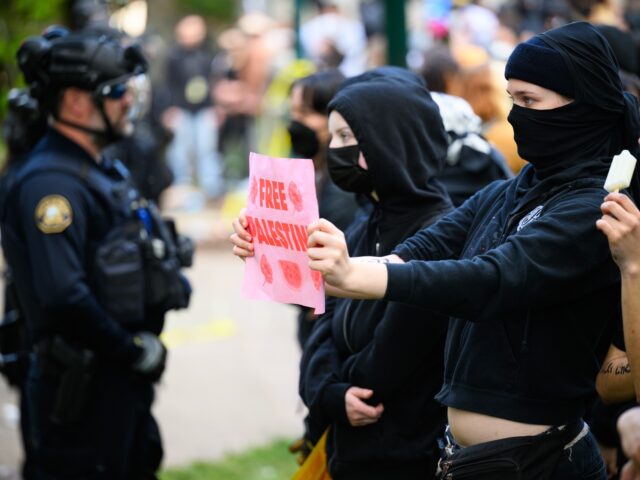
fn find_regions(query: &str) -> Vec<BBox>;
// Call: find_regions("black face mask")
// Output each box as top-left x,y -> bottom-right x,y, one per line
288,120 -> 320,159
327,145 -> 374,194
507,101 -> 619,178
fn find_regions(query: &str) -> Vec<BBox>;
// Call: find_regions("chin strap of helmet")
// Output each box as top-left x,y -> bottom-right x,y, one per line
92,94 -> 121,143
52,94 -> 121,145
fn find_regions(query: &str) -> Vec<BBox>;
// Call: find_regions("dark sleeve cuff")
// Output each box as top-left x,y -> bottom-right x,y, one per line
391,243 -> 415,262
383,262 -> 413,304
320,382 -> 351,425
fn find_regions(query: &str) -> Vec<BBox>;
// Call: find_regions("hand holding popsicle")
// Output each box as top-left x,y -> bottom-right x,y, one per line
604,150 -> 637,193
597,150 -> 640,274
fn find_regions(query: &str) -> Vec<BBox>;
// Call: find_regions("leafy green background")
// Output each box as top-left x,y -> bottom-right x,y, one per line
0,1 -> 68,121
0,0 -> 237,163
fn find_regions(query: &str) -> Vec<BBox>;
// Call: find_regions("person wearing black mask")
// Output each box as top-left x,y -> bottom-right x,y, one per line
285,71 -> 361,465
232,67 -> 454,478
304,22 -> 640,479
286,70 -> 359,351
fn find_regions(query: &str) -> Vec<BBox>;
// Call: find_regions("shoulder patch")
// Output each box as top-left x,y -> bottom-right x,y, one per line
34,195 -> 73,234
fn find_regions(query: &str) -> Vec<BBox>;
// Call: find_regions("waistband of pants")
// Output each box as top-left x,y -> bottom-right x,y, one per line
562,421 -> 589,450
441,418 -> 587,456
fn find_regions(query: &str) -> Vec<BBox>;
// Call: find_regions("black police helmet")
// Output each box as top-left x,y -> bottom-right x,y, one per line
17,30 -> 147,100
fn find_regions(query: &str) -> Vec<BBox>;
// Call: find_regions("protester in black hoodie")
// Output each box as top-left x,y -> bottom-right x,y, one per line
300,67 -> 452,479
287,70 -> 359,350
306,22 -> 640,479
232,66 -> 453,479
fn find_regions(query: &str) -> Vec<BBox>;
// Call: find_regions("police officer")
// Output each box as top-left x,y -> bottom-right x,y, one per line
0,28 -> 192,479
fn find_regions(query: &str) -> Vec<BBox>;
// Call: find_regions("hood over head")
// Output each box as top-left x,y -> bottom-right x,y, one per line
328,66 -> 450,217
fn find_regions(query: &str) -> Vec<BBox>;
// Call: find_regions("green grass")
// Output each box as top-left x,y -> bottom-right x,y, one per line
159,438 -> 299,480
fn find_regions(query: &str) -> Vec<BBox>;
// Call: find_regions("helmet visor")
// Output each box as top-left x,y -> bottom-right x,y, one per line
97,73 -> 150,122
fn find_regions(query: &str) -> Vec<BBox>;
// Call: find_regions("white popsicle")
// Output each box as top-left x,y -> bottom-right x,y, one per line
604,150 -> 637,193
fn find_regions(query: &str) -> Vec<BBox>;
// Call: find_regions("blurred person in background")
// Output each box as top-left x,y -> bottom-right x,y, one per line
161,15 -> 223,206
212,13 -> 275,183
448,2 -> 500,51
300,0 -> 368,76
430,91 -> 512,206
595,25 -> 640,99
497,0 -> 570,39
422,44 -> 525,174
566,0 -> 627,28
449,44 -> 501,128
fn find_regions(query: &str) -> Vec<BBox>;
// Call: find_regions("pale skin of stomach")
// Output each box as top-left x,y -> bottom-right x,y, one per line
448,407 -> 551,446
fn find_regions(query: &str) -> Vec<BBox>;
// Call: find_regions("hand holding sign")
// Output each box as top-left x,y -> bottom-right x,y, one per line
240,152 -> 325,314
230,208 -> 253,260
307,219 -> 352,290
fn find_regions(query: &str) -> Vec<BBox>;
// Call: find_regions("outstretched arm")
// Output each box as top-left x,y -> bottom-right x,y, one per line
307,219 -> 402,299
313,189 -> 616,322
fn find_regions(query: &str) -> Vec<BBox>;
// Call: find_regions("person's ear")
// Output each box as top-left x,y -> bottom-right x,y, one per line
61,87 -> 93,119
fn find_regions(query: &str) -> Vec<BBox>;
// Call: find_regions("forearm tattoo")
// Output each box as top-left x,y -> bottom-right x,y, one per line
600,361 -> 632,375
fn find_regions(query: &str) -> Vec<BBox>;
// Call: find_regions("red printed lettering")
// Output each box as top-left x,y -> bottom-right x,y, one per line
267,220 -> 281,247
246,215 -> 309,252
274,221 -> 289,249
277,181 -> 288,210
265,179 -> 274,209
256,177 -> 290,211
293,224 -> 308,252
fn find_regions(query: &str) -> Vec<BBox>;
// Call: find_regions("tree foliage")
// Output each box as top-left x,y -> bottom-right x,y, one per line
0,0 -> 69,125
179,0 -> 236,22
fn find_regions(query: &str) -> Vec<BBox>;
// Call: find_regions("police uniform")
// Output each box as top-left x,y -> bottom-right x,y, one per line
0,127 -> 181,479
0,27 -> 193,479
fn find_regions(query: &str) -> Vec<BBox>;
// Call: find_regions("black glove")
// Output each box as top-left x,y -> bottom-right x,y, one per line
132,332 -> 167,382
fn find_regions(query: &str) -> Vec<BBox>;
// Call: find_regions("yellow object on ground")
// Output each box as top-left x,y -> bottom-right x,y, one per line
291,430 -> 331,480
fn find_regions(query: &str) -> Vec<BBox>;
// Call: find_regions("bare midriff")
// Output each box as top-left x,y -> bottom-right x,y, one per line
448,407 -> 552,447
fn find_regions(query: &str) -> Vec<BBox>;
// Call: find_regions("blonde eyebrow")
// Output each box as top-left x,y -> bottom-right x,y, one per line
506,89 -> 537,96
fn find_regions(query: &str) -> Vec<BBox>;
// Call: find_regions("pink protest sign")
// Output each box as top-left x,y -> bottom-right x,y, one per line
241,152 -> 325,314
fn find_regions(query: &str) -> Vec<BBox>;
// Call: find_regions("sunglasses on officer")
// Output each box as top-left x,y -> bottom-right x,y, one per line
105,82 -> 128,99
99,81 -> 128,100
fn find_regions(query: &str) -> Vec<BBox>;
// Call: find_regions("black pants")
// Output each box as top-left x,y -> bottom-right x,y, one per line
22,357 -> 162,480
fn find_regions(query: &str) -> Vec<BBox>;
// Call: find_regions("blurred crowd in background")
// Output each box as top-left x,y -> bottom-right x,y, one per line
27,0 -> 639,218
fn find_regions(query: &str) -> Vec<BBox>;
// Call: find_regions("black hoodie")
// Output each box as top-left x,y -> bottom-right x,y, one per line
299,67 -> 452,479
384,22 -> 634,426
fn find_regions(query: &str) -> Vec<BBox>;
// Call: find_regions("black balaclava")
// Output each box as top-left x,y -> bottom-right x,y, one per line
504,22 -> 640,190
327,66 -> 451,252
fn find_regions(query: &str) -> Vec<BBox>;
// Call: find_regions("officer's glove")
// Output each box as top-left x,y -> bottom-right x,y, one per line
132,332 -> 167,383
